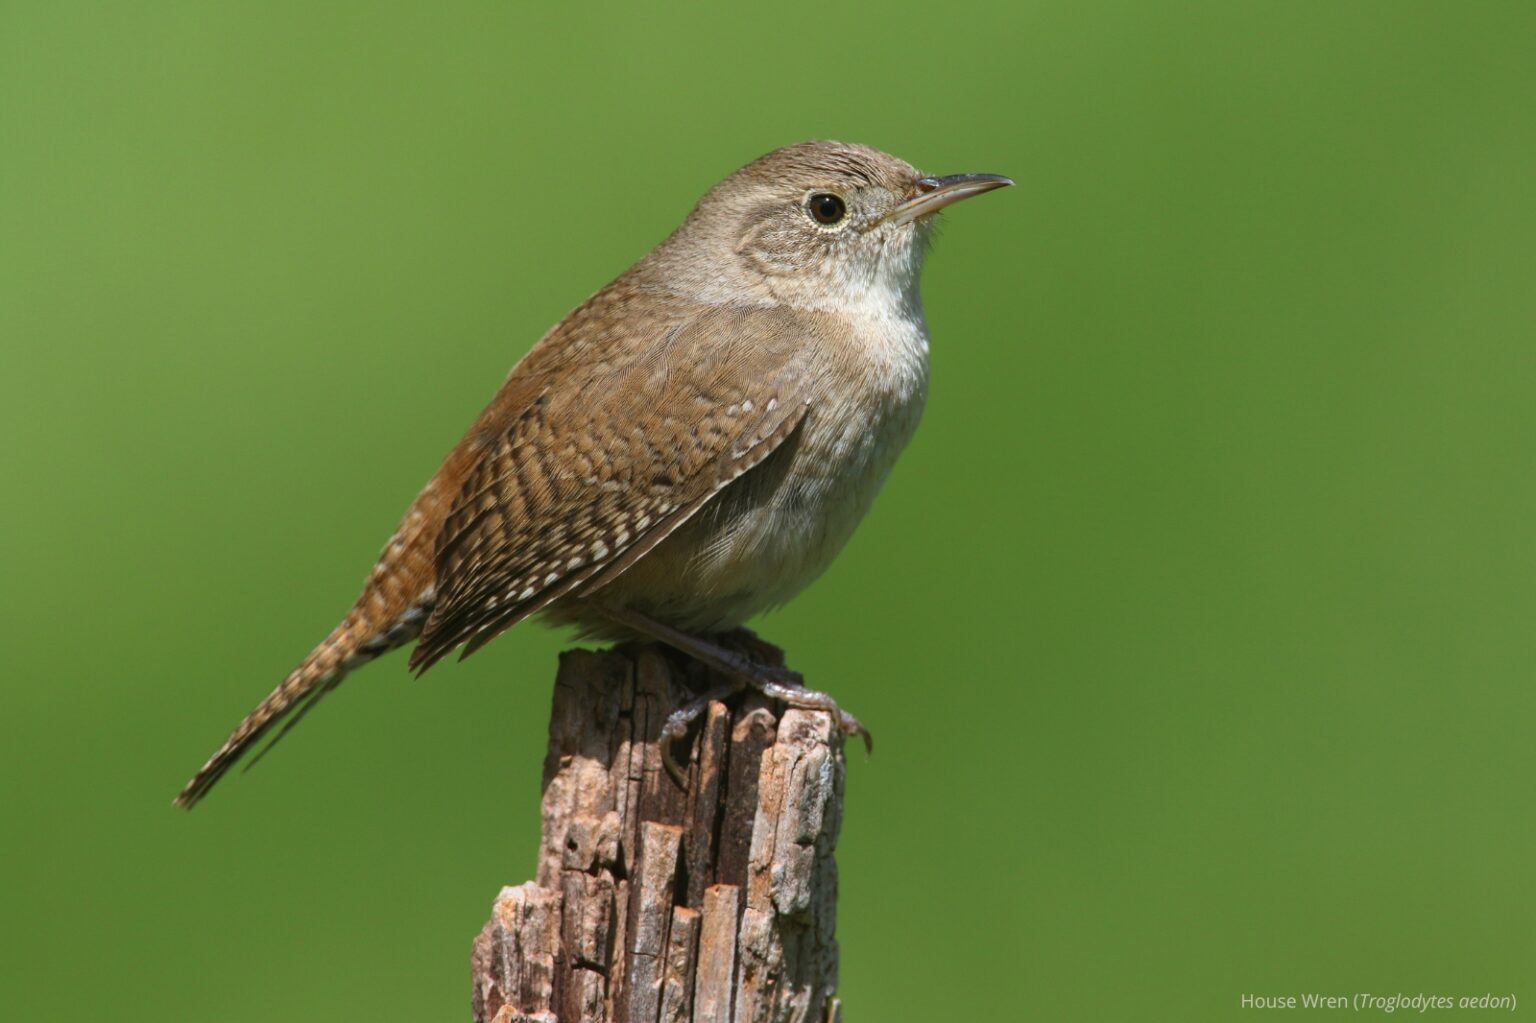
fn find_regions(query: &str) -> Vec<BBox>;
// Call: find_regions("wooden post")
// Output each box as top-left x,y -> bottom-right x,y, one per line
471,642 -> 846,1023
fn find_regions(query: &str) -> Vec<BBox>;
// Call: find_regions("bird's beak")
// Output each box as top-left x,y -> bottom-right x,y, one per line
882,173 -> 1014,226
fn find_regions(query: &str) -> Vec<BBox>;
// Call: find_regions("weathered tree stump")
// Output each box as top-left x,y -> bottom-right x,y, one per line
471,642 -> 845,1023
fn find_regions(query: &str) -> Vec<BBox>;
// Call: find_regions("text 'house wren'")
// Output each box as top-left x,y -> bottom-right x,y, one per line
176,140 -> 1010,806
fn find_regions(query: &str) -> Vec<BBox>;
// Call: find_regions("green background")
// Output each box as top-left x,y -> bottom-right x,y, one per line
4,2 -> 1534,1019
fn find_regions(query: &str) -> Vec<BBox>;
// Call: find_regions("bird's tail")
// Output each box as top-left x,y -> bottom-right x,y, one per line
173,605 -> 425,809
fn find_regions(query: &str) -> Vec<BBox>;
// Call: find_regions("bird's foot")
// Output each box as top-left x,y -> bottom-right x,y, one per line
656,657 -> 871,786
711,626 -> 871,751
737,672 -> 872,755
659,677 -> 745,787
601,607 -> 873,786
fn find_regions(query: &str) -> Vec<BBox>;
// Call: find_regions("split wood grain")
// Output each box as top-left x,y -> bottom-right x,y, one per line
471,643 -> 845,1023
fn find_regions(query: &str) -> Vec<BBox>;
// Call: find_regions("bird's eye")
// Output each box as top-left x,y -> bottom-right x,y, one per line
807,192 -> 848,226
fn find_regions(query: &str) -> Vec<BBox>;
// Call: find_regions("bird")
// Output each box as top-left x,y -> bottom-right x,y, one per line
175,140 -> 1011,807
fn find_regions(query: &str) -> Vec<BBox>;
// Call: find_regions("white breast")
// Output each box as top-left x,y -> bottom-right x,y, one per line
673,305 -> 931,629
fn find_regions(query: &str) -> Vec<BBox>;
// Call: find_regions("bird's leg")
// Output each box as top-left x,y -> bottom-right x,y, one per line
712,625 -> 798,678
600,606 -> 873,759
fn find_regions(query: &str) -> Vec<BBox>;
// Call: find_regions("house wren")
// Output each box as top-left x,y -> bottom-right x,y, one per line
176,140 -> 1010,806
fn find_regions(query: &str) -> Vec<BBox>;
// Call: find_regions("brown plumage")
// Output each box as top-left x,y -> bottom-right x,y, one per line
175,141 -> 1010,808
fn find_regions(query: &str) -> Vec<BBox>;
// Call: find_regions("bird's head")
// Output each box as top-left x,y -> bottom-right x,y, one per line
648,140 -> 1011,314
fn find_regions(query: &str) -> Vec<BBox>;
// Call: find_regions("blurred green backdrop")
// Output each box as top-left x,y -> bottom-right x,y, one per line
4,2 -> 1535,1019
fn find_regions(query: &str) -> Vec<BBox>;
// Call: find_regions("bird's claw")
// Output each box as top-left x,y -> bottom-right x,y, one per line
837,710 -> 874,757
610,611 -> 874,786
662,734 -> 690,789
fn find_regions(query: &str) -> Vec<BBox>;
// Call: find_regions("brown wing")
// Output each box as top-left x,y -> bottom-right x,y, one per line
408,302 -> 812,671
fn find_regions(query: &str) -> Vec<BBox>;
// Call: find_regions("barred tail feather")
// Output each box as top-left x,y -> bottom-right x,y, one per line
173,607 -> 423,809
